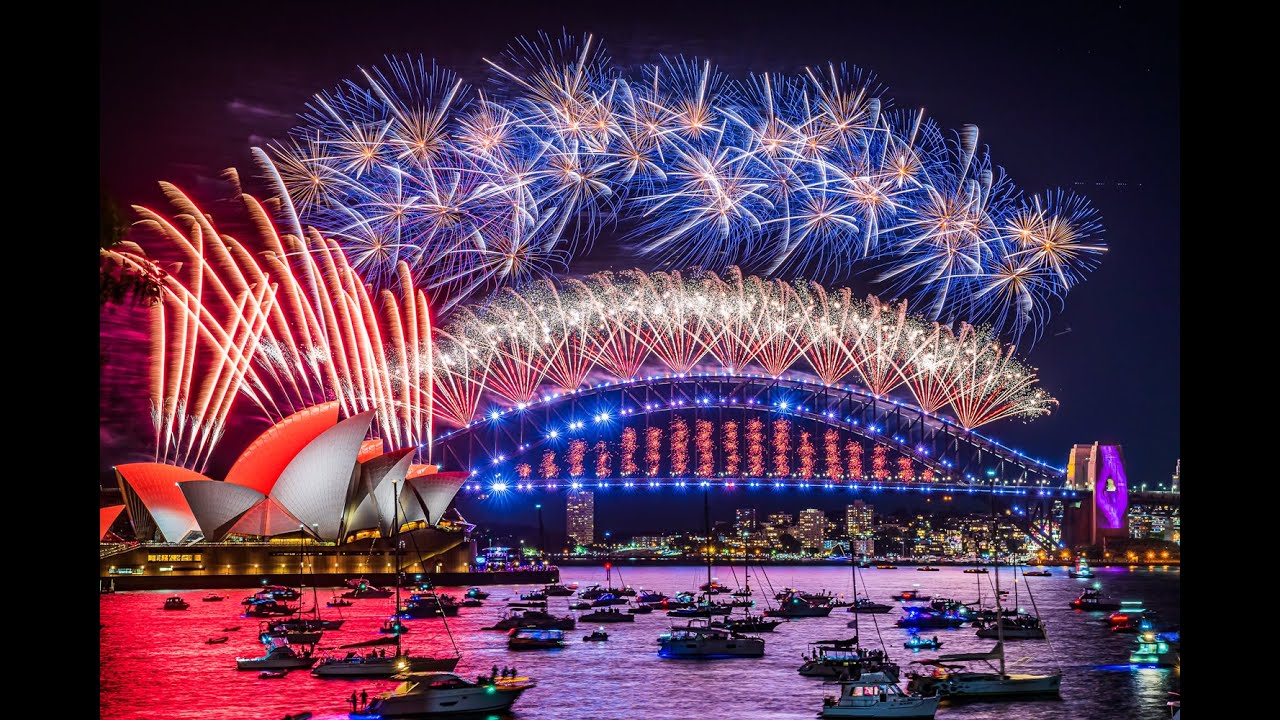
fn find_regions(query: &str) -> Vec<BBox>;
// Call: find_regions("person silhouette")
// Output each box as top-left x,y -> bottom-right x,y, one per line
360,689 -> 368,709
349,691 -> 358,713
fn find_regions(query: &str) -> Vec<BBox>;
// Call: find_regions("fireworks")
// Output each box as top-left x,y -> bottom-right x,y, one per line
669,417 -> 690,476
273,35 -> 1104,341
109,179 -> 435,470
567,438 -> 587,477
435,266 -> 1057,429
695,419 -> 715,478
620,427 -> 639,477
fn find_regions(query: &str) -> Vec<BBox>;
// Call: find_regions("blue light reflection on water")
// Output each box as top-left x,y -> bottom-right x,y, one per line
100,565 -> 1178,719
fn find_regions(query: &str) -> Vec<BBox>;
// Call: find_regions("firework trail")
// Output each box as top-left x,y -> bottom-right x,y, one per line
433,266 -> 1056,429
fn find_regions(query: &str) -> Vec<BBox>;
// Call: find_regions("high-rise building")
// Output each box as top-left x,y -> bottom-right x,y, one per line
566,490 -> 595,547
735,507 -> 758,535
846,501 -> 875,537
1171,459 -> 1180,492
766,512 -> 793,528
796,509 -> 827,550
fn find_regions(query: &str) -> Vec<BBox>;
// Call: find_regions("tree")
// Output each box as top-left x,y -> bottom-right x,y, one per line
100,187 -> 161,309
778,532 -> 803,554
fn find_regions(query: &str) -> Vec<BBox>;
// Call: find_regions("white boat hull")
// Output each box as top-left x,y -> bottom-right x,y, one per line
823,695 -> 939,718
366,686 -> 527,717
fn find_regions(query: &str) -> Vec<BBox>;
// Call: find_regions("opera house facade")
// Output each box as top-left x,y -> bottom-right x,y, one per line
99,402 -> 485,590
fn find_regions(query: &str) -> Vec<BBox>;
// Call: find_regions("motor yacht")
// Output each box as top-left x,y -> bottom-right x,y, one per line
917,566 -> 939,572
311,650 -> 458,678
799,639 -> 900,680
1069,588 -> 1121,612
975,614 -> 1046,640
903,635 -> 943,651
463,587 -> 490,600
716,612 -> 783,633
542,584 -> 575,597
1067,557 -> 1095,579
508,627 -> 565,650
580,607 -> 635,623
236,644 -> 317,671
583,628 -> 609,642
821,671 -> 939,718
894,607 -> 965,629
354,672 -> 534,718
891,589 -> 930,602
847,598 -> 894,614
484,608 -> 575,631
1130,629 -> 1179,667
163,596 -> 189,611
765,593 -> 833,618
590,593 -> 630,607
657,620 -> 765,658
201,593 -> 226,602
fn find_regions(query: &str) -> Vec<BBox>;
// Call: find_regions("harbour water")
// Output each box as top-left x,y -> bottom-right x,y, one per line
100,564 -> 1179,719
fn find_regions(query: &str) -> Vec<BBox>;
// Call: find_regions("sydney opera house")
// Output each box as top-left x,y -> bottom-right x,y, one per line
98,402 -> 501,589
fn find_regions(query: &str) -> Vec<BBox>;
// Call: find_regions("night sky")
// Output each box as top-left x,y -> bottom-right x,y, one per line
99,1 -> 1179,536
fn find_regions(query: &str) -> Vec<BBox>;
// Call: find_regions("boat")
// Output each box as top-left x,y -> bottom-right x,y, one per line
917,566 -> 939,572
341,578 -> 395,599
627,604 -> 654,614
266,617 -> 344,633
894,607 -> 966,629
907,554 -> 1061,700
904,635 -> 943,651
1069,588 -> 1121,612
962,568 -> 988,575
543,584 -> 575,597
637,590 -> 668,604
657,619 -> 765,659
484,608 -> 576,631
1067,556 -> 1095,579
583,628 -> 609,642
1168,692 -> 1181,720
163,596 -> 189,610
799,639 -> 900,680
699,579 -> 731,594
716,612 -> 783,633
765,592 -> 833,618
848,598 -> 894,614
355,672 -> 534,718
1130,629 -> 1179,667
890,589 -> 930,602
1022,569 -> 1052,577
876,565 -> 898,570
668,602 -> 734,618
507,627 -> 565,650
243,599 -> 297,617
975,614 -> 1046,640
258,670 -> 289,679
201,593 -> 227,602
222,626 -> 241,632
519,589 -> 547,602
459,599 -> 482,608
236,643 -> 318,670
590,593 -> 630,607
326,596 -> 353,608
580,608 -> 635,623
400,592 -> 461,618
569,600 -> 592,611
379,618 -> 410,635
205,636 -> 230,645
260,623 -> 323,646
260,585 -> 302,601
821,671 -> 940,718
774,587 -> 803,601
464,587 -> 490,600
1106,600 -> 1154,631
312,486 -> 459,679
578,584 -> 608,600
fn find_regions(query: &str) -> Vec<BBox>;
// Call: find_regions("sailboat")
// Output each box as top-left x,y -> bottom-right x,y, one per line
313,478 -> 459,678
975,566 -> 1046,640
715,556 -> 781,632
907,547 -> 1061,700
657,488 -> 765,659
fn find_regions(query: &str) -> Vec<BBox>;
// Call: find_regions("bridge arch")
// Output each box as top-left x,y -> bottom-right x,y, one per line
434,373 -> 1065,492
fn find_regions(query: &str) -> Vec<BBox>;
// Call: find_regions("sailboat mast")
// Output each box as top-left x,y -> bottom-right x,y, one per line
393,479 -> 401,657
993,537 -> 1005,676
704,487 -> 712,609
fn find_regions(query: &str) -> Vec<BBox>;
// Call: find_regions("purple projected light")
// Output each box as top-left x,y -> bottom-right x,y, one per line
1095,445 -> 1129,529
